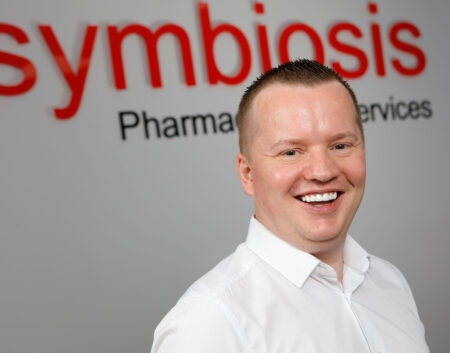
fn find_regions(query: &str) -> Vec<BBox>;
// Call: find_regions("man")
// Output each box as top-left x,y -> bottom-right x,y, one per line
151,60 -> 429,353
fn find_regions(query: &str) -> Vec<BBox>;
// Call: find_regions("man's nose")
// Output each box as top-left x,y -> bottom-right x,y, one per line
303,149 -> 339,183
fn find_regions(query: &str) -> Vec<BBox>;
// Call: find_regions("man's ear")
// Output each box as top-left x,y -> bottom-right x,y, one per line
236,153 -> 254,196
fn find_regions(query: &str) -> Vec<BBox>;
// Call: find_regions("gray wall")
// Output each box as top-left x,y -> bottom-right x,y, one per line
1,0 -> 449,352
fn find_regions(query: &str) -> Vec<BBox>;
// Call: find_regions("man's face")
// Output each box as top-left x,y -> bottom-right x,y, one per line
237,81 -> 366,255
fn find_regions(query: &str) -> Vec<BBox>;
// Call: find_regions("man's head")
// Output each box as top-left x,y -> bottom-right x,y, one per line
236,60 -> 366,260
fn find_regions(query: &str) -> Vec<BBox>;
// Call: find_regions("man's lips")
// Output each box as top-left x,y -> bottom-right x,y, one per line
295,191 -> 344,205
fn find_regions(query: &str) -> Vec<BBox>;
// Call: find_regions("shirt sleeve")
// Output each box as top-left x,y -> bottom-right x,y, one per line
150,297 -> 248,353
387,260 -> 423,320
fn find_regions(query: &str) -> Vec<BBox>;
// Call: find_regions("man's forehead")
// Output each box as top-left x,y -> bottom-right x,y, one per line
247,80 -> 361,144
249,80 -> 350,121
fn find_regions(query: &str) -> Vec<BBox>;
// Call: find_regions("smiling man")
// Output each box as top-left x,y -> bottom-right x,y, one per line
151,60 -> 429,353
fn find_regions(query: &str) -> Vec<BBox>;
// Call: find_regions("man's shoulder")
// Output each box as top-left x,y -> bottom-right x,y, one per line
155,242 -> 259,327
182,243 -> 257,300
369,253 -> 411,288
152,294 -> 249,353
152,243 -> 258,352
366,253 -> 418,307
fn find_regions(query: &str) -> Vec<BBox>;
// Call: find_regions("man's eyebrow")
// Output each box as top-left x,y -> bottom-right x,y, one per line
270,132 -> 360,149
270,139 -> 306,149
330,132 -> 359,141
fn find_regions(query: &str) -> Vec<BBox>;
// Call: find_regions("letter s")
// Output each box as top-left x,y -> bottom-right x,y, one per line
0,23 -> 37,95
390,22 -> 426,76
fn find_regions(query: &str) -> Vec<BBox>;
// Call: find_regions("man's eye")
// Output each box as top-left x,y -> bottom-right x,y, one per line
284,150 -> 297,156
334,143 -> 347,150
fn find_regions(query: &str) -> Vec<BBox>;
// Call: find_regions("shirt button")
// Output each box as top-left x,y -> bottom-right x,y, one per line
317,267 -> 327,276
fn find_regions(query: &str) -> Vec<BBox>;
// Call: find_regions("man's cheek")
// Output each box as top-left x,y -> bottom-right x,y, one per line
273,167 -> 300,188
342,157 -> 366,184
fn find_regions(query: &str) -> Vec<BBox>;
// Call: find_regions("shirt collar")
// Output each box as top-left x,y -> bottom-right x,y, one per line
245,217 -> 320,288
343,234 -> 370,274
245,217 -> 370,288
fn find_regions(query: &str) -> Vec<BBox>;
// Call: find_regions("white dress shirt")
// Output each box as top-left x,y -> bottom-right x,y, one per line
151,217 -> 429,353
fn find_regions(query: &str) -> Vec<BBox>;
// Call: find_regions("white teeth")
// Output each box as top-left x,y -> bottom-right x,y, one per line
300,192 -> 338,203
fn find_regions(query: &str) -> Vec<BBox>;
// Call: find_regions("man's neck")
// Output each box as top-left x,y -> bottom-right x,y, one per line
313,247 -> 345,283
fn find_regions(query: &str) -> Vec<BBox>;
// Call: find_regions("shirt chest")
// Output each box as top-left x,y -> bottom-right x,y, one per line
224,267 -> 427,353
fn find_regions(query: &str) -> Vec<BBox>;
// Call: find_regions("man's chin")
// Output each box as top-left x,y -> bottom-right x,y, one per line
304,232 -> 343,244
297,229 -> 347,252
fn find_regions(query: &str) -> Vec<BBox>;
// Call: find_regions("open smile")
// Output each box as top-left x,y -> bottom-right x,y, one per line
296,191 -> 343,206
